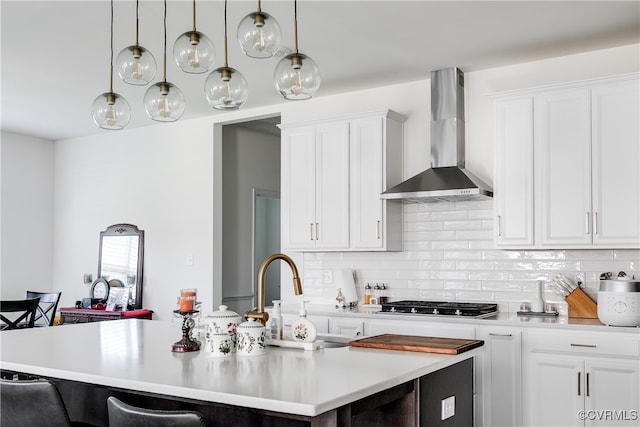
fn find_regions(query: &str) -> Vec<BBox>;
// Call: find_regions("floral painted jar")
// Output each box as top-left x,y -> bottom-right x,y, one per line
204,329 -> 234,358
236,318 -> 266,357
205,305 -> 242,353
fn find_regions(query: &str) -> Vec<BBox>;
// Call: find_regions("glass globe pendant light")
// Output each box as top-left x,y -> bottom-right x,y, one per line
115,0 -> 156,86
274,0 -> 320,100
204,0 -> 248,110
237,0 -> 281,58
144,0 -> 186,122
173,0 -> 215,74
91,0 -> 131,130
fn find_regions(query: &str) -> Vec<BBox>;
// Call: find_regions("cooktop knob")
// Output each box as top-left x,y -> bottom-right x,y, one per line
411,307 -> 417,313
455,309 -> 462,315
432,309 -> 439,315
390,307 -> 396,312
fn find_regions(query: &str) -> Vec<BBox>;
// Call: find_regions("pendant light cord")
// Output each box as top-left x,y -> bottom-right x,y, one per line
109,0 -> 114,93
294,0 -> 299,54
223,0 -> 229,67
135,0 -> 140,46
163,0 -> 167,82
192,0 -> 196,32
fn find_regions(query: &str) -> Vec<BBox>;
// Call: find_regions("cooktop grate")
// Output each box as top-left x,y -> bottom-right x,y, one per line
379,300 -> 499,317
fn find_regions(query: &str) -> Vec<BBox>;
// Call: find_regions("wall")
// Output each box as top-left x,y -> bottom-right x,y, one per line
222,123 -> 280,314
3,44 -> 636,319
0,131 -> 54,297
52,121 -> 214,320
301,201 -> 639,313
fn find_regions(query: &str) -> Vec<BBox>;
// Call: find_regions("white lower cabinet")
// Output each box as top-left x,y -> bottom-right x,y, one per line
524,330 -> 640,427
328,317 -> 364,337
364,318 -> 476,339
477,327 -> 522,427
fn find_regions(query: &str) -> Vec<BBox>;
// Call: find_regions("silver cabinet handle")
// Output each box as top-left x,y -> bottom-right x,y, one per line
315,223 -> 319,240
593,212 -> 598,235
571,343 -> 597,348
489,333 -> 513,337
376,221 -> 381,240
585,212 -> 590,234
310,223 -> 314,241
497,216 -> 502,237
586,372 -> 590,397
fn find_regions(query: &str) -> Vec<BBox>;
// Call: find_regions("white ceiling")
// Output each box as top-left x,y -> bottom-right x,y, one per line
1,1 -> 638,141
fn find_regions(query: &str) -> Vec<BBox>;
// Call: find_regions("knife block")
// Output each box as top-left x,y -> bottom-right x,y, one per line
566,288 -> 598,319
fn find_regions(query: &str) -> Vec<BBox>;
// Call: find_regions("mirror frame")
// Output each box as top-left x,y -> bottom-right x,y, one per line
98,224 -> 145,309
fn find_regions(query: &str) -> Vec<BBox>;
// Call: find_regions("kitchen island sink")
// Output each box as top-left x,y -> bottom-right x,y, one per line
0,319 -> 480,426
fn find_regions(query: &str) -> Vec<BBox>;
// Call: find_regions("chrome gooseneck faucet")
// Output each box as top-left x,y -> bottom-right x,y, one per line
245,253 -> 303,325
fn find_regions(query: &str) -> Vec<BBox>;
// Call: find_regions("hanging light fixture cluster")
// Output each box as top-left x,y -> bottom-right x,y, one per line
92,0 -> 320,130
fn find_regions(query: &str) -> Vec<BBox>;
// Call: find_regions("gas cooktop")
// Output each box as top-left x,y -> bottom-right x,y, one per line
379,300 -> 499,318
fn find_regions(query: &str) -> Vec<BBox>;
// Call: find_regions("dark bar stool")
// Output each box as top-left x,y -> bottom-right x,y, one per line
107,396 -> 207,426
0,378 -> 93,427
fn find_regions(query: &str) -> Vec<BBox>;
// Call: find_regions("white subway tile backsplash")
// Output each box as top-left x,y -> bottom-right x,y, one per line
299,200 -> 637,311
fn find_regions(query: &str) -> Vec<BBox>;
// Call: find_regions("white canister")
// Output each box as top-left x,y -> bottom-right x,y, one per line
236,318 -> 266,357
205,305 -> 242,352
204,330 -> 234,357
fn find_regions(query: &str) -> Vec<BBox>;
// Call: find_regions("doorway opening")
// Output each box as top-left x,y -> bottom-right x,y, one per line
221,117 -> 281,315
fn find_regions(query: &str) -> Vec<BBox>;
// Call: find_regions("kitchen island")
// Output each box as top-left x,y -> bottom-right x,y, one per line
0,319 -> 481,426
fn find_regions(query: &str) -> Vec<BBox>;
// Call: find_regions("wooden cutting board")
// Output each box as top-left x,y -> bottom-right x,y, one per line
349,334 -> 484,355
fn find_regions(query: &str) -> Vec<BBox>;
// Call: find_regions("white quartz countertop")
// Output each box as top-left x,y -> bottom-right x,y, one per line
279,303 -> 640,333
0,319 -> 481,417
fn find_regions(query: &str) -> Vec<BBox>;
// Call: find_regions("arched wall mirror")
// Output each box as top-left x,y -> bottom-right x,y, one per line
98,224 -> 144,309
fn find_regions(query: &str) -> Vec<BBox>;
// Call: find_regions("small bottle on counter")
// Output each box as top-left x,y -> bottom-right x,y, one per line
379,283 -> 388,304
267,300 -> 283,340
291,300 -> 316,342
364,283 -> 372,305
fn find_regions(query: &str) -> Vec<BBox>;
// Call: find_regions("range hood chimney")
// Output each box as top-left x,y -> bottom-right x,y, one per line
381,68 -> 493,202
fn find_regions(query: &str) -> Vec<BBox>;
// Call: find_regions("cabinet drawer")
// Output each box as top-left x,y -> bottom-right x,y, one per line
526,329 -> 639,357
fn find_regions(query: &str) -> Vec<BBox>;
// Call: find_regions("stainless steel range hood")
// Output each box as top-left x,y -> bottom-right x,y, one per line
381,68 -> 493,203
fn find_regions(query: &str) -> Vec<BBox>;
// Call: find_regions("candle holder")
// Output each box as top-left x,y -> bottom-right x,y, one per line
172,310 -> 201,353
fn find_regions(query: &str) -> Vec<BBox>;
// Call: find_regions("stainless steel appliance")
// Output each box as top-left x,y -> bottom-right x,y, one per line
380,68 -> 493,202
379,300 -> 498,318
597,280 -> 640,327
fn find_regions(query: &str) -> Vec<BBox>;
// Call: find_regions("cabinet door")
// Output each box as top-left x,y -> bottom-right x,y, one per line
537,88 -> 592,247
314,121 -> 350,250
526,354 -> 583,427
479,328 -> 522,427
350,116 -> 385,250
282,126 -> 317,250
494,96 -> 535,247
585,359 -> 640,427
591,78 -> 640,247
328,317 -> 364,337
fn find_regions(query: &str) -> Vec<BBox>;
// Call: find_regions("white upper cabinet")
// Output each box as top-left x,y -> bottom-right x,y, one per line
281,121 -> 350,250
494,96 -> 535,247
536,87 -> 593,247
591,79 -> 640,246
280,110 -> 405,252
494,74 -> 640,249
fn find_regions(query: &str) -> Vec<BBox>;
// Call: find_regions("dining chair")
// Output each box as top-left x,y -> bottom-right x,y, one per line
0,298 -> 40,330
107,396 -> 207,427
1,378 -> 74,427
26,291 -> 62,326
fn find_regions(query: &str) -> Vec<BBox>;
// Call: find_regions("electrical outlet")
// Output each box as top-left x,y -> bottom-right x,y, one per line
441,395 -> 455,420
323,270 -> 333,284
187,254 -> 194,266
